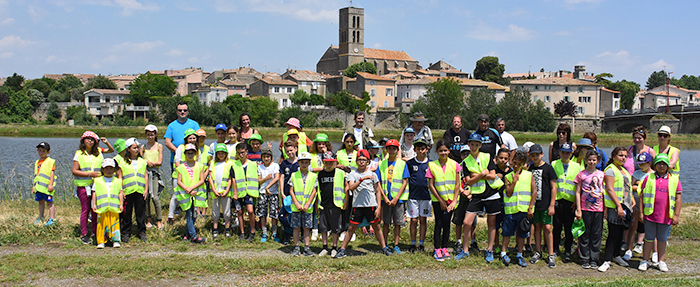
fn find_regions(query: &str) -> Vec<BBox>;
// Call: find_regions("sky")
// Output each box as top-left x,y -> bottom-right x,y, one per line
0,0 -> 697,85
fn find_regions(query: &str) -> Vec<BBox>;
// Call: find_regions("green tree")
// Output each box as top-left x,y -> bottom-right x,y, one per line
46,101 -> 62,124
128,73 -> 177,106
473,56 -> 506,85
290,89 -> 310,105
492,86 -> 533,131
326,90 -> 370,115
26,88 -> 45,107
422,77 -> 465,129
526,100 -> 556,132
157,95 -> 189,124
68,88 -> 86,102
223,94 -> 254,122
24,79 -> 51,97
607,80 -> 640,110
3,73 -> 25,92
249,97 -> 278,127
646,70 -> 667,90
554,99 -> 577,118
464,88 -> 497,129
48,90 -> 67,102
0,89 -> 35,123
670,75 -> 700,90
594,73 -> 614,87
309,93 -> 324,105
279,106 -> 317,128
343,62 -> 377,78
85,75 -> 117,90
64,105 -> 95,125
57,75 -> 84,93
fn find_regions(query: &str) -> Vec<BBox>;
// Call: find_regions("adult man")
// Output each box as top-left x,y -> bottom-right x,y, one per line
164,102 -> 200,174
400,111 -> 433,148
495,118 -> 518,152
471,114 -> 503,160
442,115 -> 470,162
343,111 -> 374,150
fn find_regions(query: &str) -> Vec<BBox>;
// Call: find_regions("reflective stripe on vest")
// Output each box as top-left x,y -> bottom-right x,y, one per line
121,158 -> 147,195
641,173 -> 678,219
379,159 -> 409,201
464,153 -> 503,194
603,164 -> 631,209
211,160 -> 233,192
93,176 -> 122,213
34,157 -> 56,196
291,171 -> 318,213
552,160 -> 581,202
428,159 -> 457,203
232,160 -> 259,198
653,145 -> 680,173
74,150 -> 103,186
503,170 -> 533,215
336,149 -> 357,171
318,169 -> 346,209
175,162 -> 205,211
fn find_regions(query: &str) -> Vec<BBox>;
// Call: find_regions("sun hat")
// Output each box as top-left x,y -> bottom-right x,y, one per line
460,145 -> 470,153
560,143 -> 573,153
144,124 -> 158,132
261,147 -> 273,156
368,140 -> 382,149
468,133 -> 483,143
113,139 -> 127,153
81,131 -> 99,142
285,118 -> 301,129
322,151 -> 337,162
577,138 -> 593,148
658,125 -> 672,135
286,129 -> 299,136
185,143 -> 197,151
298,152 -> 312,161
413,138 -> 428,147
635,152 -> 652,164
409,111 -> 428,122
404,127 -> 415,134
101,158 -> 116,168
184,128 -> 197,139
385,139 -> 399,148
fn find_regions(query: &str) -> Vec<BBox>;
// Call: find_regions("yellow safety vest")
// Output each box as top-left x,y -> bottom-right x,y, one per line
73,150 -> 103,187
121,158 -> 147,195
210,160 -> 233,193
172,144 -> 197,179
504,170 -> 533,215
232,160 -> 259,198
93,176 -> 122,214
227,143 -> 238,161
175,162 -> 205,210
34,157 -> 56,196
310,153 -> 323,171
653,145 -> 680,174
113,154 -> 125,169
336,149 -> 357,170
198,145 -> 211,167
464,152 -> 503,195
317,169 -> 346,209
552,160 -> 582,202
291,171 -> 318,213
641,173 -> 679,219
282,132 -> 309,159
379,159 -> 409,201
604,164 -> 631,209
428,159 -> 458,203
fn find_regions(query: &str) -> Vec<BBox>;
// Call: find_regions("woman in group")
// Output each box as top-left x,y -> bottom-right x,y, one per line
653,126 -> 680,175
622,126 -> 655,259
237,113 -> 259,143
549,123 -> 576,163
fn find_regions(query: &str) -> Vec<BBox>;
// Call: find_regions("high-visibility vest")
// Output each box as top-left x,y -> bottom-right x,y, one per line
93,176 -> 122,214
73,150 -> 103,186
428,159 -> 458,203
336,149 -> 357,170
503,170 -> 533,215
113,154 -> 125,169
604,164 -> 631,209
34,157 -> 56,196
198,145 -> 211,167
464,152 -> 503,195
282,132 -> 309,159
291,171 -> 318,213
642,173 -> 679,219
175,162 -> 205,210
317,169 -> 346,209
653,145 -> 680,174
121,158 -> 147,195
172,144 -> 198,179
210,160 -> 233,193
379,159 -> 409,201
552,160 -> 582,202
227,143 -> 238,161
310,153 -> 323,170
232,160 -> 259,198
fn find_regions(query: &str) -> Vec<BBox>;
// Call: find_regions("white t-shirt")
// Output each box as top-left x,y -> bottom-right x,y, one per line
401,143 -> 416,160
258,162 -> 280,194
173,145 -> 186,163
346,169 -> 380,207
344,127 -> 374,150
210,161 -> 228,190
501,131 -> 518,151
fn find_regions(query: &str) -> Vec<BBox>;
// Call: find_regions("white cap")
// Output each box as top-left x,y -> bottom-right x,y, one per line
658,125 -> 672,135
125,137 -> 139,147
522,141 -> 535,151
144,124 -> 158,132
185,143 -> 197,151
298,151 -> 312,161
102,158 -> 116,168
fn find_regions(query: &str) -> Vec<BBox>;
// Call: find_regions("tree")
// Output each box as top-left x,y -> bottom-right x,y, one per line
473,56 -> 506,85
23,79 -> 51,97
128,73 -> 177,106
670,74 -> 700,90
646,70 -> 667,90
279,106 -> 317,128
554,99 -> 577,118
607,80 -> 640,110
64,105 -> 95,125
26,88 -> 45,107
326,90 -> 370,115
0,89 -> 34,123
157,95 -> 188,124
492,86 -> 533,131
48,90 -> 68,102
594,73 -> 614,87
526,100 -> 556,132
56,74 -> 84,93
3,73 -> 25,92
309,94 -> 324,105
249,97 -> 278,127
85,75 -> 117,90
343,62 -> 377,78
290,89 -> 310,106
422,77 -> 465,129
464,88 -> 497,129
46,101 -> 62,124
223,94 -> 254,122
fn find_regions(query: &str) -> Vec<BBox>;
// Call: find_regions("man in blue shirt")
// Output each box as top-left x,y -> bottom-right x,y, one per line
164,102 -> 200,174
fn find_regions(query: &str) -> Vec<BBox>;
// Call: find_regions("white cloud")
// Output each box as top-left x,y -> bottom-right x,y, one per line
111,40 -> 164,53
554,30 -> 571,36
242,29 -> 257,36
166,49 -> 182,56
46,55 -> 57,63
372,43 -> 382,48
645,59 -> 674,72
485,51 -> 499,57
216,0 -> 340,22
115,0 -> 161,16
0,52 -> 12,59
468,24 -> 536,42
0,18 -> 15,26
28,5 -> 48,22
578,50 -> 637,74
0,35 -> 36,50
188,57 -> 199,63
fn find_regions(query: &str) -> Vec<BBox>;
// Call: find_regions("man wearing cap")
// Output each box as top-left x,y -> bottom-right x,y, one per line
471,114 -> 503,160
344,111 -> 374,150
164,102 -> 200,175
400,111 -> 433,148
442,115 -> 471,162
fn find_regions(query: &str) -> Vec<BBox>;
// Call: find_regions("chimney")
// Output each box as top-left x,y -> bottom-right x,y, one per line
574,65 -> 586,79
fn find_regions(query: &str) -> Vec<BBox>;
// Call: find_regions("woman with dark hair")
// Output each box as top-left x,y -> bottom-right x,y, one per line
623,126 -> 656,175
237,113 -> 259,143
549,123 -> 576,163
582,132 -> 608,171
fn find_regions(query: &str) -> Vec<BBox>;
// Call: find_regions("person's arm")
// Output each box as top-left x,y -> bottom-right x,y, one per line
72,160 -> 99,178
392,177 -> 408,206
528,178 -> 537,218
505,173 -> 517,197
374,181 -> 382,219
574,181 -> 582,220
346,176 -> 363,191
177,172 -> 189,193
290,183 -> 302,210
164,138 -> 177,153
604,174 -> 624,218
48,169 -> 55,193
448,170 -> 459,212
673,193 -> 682,225
548,179 -> 557,216
428,177 -> 446,211
142,171 -> 149,200
190,167 -> 207,195
208,170 -> 219,197
304,187 -> 317,211
100,137 -> 115,153
669,148 -> 680,171
637,177 -> 647,222
118,190 -> 125,212
278,172 -> 286,200
91,190 -> 98,213
343,178 -> 350,210
155,143 -> 163,166
548,142 -> 554,164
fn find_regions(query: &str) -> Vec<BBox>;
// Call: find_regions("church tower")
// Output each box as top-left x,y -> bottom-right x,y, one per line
338,7 -> 364,73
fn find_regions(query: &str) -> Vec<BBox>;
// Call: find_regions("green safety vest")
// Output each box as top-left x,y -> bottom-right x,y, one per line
552,160 -> 582,202
653,145 -> 680,174
336,149 -> 357,170
198,145 -> 211,167
464,152 -> 503,195
232,160 -> 259,198
317,169 -> 346,209
121,158 -> 147,195
503,170 -> 533,215
291,171 -> 318,213
642,173 -> 679,219
73,150 -> 103,187
34,157 -> 56,196
428,159 -> 458,203
210,160 -> 233,193
379,159 -> 409,201
175,162 -> 206,210
113,154 -> 125,168
603,164 -> 631,209
172,144 -> 194,179
93,176 -> 122,214
282,132 -> 309,159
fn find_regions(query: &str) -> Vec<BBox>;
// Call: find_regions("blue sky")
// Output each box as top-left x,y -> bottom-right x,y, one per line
0,0 -> 696,85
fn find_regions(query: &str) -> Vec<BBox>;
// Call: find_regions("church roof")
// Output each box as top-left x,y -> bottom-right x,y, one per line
329,46 -> 416,62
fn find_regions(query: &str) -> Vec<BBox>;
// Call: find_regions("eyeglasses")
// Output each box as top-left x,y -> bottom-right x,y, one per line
356,159 -> 369,163
557,131 -> 567,135
185,152 -> 196,155
658,134 -> 670,138
178,109 -> 188,112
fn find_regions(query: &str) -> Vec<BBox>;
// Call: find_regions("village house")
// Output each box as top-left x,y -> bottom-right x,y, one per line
510,77 -> 603,119
193,86 -> 229,106
281,69 -> 327,96
249,77 -> 298,109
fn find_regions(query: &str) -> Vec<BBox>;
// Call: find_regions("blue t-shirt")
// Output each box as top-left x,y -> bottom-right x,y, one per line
164,118 -> 200,163
406,157 -> 431,200
279,159 -> 299,196
375,160 -> 411,202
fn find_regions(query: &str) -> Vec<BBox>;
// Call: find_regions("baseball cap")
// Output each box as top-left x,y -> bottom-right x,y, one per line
477,114 -> 490,122
653,153 -> 670,166
529,144 -> 544,154
261,147 -> 273,156
378,137 -> 389,146
113,139 -> 127,153
184,128 -> 197,139
144,124 -> 158,132
196,129 -> 207,137
403,127 -> 415,134
356,149 -> 370,159
36,142 -> 51,151
185,143 -> 197,151
125,137 -> 140,148
215,123 -> 227,131
101,158 -> 116,168
215,143 -> 228,153
248,133 -> 263,143
313,133 -> 329,142
635,152 -> 652,164
658,125 -> 672,135
468,133 -> 483,143
367,140 -> 382,149
460,145 -> 470,153
385,139 -> 399,148
413,138 -> 428,147
560,143 -> 573,153
286,129 -> 299,136
298,151 -> 312,161
322,151 -> 337,162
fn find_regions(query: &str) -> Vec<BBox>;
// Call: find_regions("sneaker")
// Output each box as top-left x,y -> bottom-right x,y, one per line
590,261 -> 598,269
408,245 -> 417,253
517,255 -> 527,267
652,252 -> 659,264
80,235 -> 91,245
34,217 -> 44,224
658,261 -> 669,272
191,237 -> 206,244
260,234 -> 268,243
382,246 -> 393,256
140,233 -> 147,242
122,234 -> 130,243
318,249 -> 329,257
334,249 -> 347,258
247,233 -> 255,243
45,218 -> 55,226
470,241 -> 479,253
633,242 -> 644,254
304,247 -> 316,257
548,254 -> 557,268
530,251 -> 542,264
311,229 -> 319,241
638,260 -> 649,271
598,261 -> 611,272
563,252 -> 571,263
96,243 -> 105,249
331,249 -> 338,257
225,229 -> 231,238
113,242 -> 121,248
613,256 -> 630,267
524,244 -> 533,256
442,248 -> 450,259
581,261 -> 591,269
167,218 -> 174,226
417,245 -> 425,252
623,250 -> 633,261
501,253 -> 511,266
232,217 -> 239,228
239,233 -> 246,241
291,246 -> 301,256
485,250 -> 494,263
620,242 -> 628,253
393,245 -> 403,254
454,250 -> 470,260
454,240 -> 463,254
213,231 -> 219,240
434,249 -> 444,261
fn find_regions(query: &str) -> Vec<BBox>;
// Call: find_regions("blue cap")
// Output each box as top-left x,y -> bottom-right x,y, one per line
215,123 -> 227,131
404,127 -> 415,134
560,143 -> 573,153
468,133 -> 483,143
577,138 -> 593,147
635,152 -> 653,164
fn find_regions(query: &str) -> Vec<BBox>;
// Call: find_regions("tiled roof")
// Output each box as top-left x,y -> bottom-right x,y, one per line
219,79 -> 247,87
256,78 -> 297,86
503,72 -> 544,78
561,73 -> 595,80
511,78 -> 602,86
147,70 -> 165,75
108,75 -> 138,81
285,70 -> 325,82
397,77 -> 439,85
647,91 -> 680,98
600,87 -> 620,93
415,69 -> 440,75
84,89 -> 130,95
364,48 -> 416,62
356,72 -> 396,82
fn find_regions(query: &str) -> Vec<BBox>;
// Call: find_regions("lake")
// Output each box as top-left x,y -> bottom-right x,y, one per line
1,136 -> 699,202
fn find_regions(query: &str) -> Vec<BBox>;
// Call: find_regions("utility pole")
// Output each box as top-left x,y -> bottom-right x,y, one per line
666,71 -> 673,113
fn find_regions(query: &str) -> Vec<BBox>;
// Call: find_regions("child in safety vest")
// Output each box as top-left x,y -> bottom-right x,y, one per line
427,140 -> 461,262
334,149 -> 392,258
501,150 -> 535,267
288,152 -> 317,256
225,125 -> 239,161
232,142 -> 259,242
32,142 -> 56,226
195,129 -> 211,221
574,149 -> 605,269
142,124 -> 164,230
637,154 -> 682,272
337,134 -> 358,173
168,129 -> 199,224
453,145 -> 473,256
256,147 -> 280,243
406,139 -> 431,253
278,140 -> 299,244
625,152 -> 653,261
493,148 -> 513,255
91,158 -> 124,249
551,143 -> 582,263
176,143 -> 207,244
112,139 -> 127,176
378,139 -> 409,254
310,133 -> 332,173
120,138 -> 149,243
209,143 -> 233,240
247,134 -> 264,163
315,151 -> 346,257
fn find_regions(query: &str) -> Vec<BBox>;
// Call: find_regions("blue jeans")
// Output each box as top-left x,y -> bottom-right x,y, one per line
186,208 -> 196,238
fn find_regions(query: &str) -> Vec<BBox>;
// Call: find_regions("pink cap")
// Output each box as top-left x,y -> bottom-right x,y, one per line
285,118 -> 301,129
81,131 -> 99,141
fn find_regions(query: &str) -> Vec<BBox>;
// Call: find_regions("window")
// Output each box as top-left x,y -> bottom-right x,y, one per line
535,86 -> 540,90
613,93 -> 620,99
545,86 -> 552,90
405,92 -> 410,99
614,102 -> 619,109
383,100 -> 389,107
282,99 -> 288,107
370,89 -> 376,96
370,101 -> 375,107
578,96 -> 591,103
565,86 -> 570,93
301,82 -> 307,86
386,88 -> 393,97
286,87 -> 293,93
577,107 -> 586,114
369,80 -> 375,85
545,96 -> 551,102
534,96 -> 538,101
578,87 -> 584,93
564,96 -> 570,102
274,87 -> 280,93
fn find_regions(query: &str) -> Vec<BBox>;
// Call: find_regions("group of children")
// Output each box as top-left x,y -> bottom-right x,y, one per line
30,120 -> 682,271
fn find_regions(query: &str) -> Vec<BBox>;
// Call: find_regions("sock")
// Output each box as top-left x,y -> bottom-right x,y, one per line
271,225 -> 278,234
517,252 -> 523,257
412,240 -> 417,245
332,245 -> 337,250
262,226 -> 268,236
419,240 -> 425,246
501,251 -> 507,257
323,244 -> 328,250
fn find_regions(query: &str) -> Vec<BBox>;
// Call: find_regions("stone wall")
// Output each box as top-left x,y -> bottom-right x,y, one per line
555,117 -> 601,135
650,119 -> 680,134
305,106 -> 401,130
